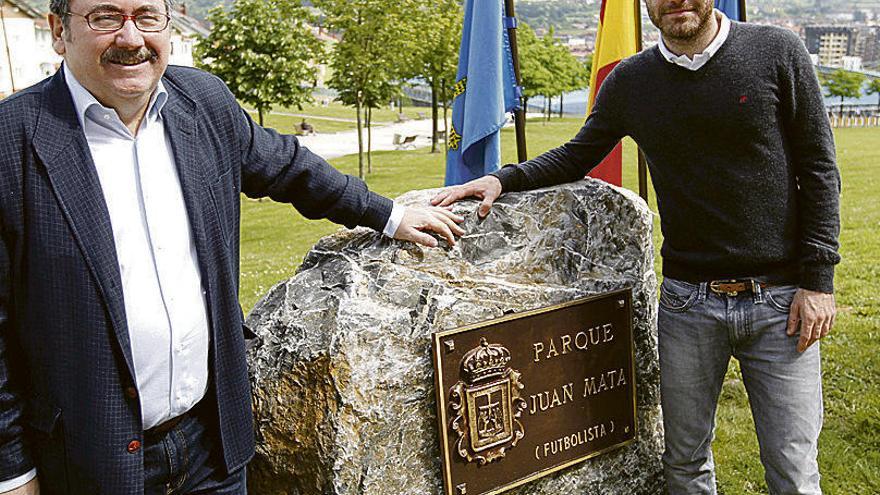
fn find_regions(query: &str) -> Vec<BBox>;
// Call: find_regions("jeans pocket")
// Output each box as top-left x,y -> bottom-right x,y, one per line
659,278 -> 699,313
764,285 -> 799,313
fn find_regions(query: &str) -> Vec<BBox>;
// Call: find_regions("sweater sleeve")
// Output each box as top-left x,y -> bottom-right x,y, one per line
779,32 -> 841,293
492,68 -> 628,192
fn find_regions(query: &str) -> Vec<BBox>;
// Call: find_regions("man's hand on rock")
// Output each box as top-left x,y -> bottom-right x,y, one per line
393,206 -> 465,248
431,175 -> 503,218
787,288 -> 836,353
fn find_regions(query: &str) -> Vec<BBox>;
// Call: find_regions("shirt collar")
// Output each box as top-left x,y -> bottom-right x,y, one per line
63,63 -> 169,130
658,9 -> 731,71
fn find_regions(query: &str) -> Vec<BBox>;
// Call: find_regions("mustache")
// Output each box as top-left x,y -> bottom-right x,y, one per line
101,46 -> 158,65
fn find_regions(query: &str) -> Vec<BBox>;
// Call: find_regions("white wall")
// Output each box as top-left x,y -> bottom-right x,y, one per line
169,34 -> 194,67
0,16 -> 41,93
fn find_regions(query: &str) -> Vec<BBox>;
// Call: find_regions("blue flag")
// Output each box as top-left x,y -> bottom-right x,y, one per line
715,0 -> 743,21
445,0 -> 519,186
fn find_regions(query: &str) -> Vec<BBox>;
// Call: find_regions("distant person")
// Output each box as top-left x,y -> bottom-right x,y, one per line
433,1 -> 839,494
300,118 -> 315,135
0,0 -> 463,492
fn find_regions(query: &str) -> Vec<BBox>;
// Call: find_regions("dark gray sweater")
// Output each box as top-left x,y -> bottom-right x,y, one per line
494,22 -> 841,293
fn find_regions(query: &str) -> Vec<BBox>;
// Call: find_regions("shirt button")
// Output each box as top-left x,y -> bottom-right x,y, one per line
125,387 -> 138,399
127,440 -> 141,453
103,114 -> 111,120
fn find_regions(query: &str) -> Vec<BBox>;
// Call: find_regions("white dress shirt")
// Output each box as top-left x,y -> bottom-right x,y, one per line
65,64 -> 212,431
658,10 -> 731,71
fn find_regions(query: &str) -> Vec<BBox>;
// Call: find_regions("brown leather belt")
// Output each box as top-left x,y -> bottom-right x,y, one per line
708,279 -> 770,297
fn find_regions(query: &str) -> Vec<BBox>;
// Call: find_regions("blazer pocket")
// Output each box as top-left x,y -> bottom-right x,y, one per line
24,400 -> 69,493
208,168 -> 236,247
24,399 -> 60,434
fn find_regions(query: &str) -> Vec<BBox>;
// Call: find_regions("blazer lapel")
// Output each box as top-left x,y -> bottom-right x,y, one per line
159,81 -> 217,319
32,71 -> 136,377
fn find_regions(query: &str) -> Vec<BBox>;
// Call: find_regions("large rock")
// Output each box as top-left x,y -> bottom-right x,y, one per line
246,180 -> 664,494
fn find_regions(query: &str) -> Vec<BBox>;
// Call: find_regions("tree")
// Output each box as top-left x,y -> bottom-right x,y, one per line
409,0 -> 462,153
555,48 -> 589,118
517,22 -> 553,115
866,78 -> 880,113
195,0 -> 324,126
316,0 -> 418,178
820,69 -> 865,117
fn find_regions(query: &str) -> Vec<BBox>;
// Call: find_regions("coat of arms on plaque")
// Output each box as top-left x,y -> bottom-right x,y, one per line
449,338 -> 527,465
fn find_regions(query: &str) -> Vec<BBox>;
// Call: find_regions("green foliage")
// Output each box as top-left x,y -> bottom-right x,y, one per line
315,0 -> 424,177
517,22 -> 553,103
820,69 -> 866,116
516,22 -> 587,116
866,78 -> 880,107
407,0 -> 462,152
195,0 -> 323,125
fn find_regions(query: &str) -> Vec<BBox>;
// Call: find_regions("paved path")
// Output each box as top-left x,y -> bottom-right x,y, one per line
296,118 -> 442,159
268,110 -> 538,161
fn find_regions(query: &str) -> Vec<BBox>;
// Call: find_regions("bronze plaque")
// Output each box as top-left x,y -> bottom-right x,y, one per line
432,289 -> 637,495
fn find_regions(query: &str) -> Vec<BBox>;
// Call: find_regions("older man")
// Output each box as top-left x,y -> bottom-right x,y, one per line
434,1 -> 840,494
0,0 -> 463,492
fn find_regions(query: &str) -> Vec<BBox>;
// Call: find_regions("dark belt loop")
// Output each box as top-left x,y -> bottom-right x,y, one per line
698,282 -> 708,302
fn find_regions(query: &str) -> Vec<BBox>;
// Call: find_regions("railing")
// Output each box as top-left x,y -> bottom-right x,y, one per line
828,114 -> 880,127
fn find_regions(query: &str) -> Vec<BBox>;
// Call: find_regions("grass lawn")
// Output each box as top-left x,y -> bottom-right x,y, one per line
239,118 -> 879,494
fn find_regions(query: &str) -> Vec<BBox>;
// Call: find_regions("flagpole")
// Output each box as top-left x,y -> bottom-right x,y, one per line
504,0 -> 528,163
634,0 -> 648,201
738,0 -> 747,21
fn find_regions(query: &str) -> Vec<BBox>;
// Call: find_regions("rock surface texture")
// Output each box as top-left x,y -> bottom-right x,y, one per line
246,180 -> 664,494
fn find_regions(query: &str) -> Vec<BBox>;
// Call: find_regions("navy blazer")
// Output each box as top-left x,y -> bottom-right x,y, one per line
0,66 -> 392,493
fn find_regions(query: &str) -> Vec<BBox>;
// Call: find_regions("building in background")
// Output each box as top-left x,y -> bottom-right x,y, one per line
0,0 -> 59,97
804,24 -> 880,69
805,25 -> 857,67
169,5 -> 210,67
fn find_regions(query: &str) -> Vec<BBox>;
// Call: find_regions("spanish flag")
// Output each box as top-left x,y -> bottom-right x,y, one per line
586,0 -> 640,186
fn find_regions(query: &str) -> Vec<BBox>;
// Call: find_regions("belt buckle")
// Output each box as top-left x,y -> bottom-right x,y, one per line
709,279 -> 739,297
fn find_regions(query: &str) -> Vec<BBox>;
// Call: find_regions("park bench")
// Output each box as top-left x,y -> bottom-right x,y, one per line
393,133 -> 418,149
396,113 -> 411,123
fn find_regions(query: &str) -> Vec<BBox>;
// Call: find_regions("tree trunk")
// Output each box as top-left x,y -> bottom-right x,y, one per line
367,106 -> 372,174
545,96 -> 550,123
559,93 -> 564,118
431,76 -> 439,153
442,78 -> 449,153
258,107 -> 264,127
356,94 -> 364,179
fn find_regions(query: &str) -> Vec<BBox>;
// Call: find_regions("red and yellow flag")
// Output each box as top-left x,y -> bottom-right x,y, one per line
586,0 -> 639,186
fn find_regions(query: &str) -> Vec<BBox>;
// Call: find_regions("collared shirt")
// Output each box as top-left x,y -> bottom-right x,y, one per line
658,10 -> 731,71
65,64 -> 211,431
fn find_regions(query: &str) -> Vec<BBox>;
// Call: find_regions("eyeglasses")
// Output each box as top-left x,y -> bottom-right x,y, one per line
66,10 -> 170,32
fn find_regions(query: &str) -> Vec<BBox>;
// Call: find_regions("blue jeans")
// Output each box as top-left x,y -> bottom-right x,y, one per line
143,405 -> 246,495
658,278 -> 823,495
